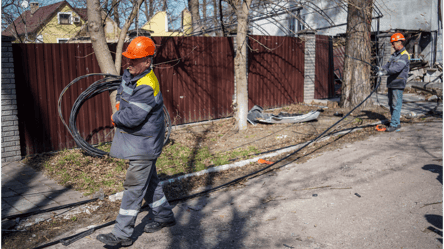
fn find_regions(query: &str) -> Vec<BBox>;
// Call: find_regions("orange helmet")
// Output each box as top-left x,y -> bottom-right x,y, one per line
390,33 -> 405,43
122,36 -> 155,59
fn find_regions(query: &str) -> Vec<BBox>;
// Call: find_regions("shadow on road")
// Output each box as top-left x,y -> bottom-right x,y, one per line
421,163 -> 443,244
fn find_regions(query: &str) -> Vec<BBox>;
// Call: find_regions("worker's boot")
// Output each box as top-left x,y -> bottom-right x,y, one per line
144,220 -> 176,233
96,233 -> 133,247
386,125 -> 400,132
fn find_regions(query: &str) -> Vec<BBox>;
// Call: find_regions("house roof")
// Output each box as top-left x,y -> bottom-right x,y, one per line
73,8 -> 88,21
2,1 -> 86,37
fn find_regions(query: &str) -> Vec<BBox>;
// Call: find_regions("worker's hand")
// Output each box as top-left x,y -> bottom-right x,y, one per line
372,66 -> 380,72
111,114 -> 115,126
115,102 -> 120,111
377,68 -> 387,77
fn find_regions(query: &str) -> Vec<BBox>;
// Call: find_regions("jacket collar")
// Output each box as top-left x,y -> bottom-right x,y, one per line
394,47 -> 406,56
122,68 -> 152,85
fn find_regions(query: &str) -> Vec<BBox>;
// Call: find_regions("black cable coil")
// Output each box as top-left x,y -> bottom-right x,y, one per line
58,73 -> 171,157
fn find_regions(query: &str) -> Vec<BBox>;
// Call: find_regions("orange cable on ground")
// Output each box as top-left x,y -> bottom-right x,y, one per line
258,159 -> 274,165
375,124 -> 386,132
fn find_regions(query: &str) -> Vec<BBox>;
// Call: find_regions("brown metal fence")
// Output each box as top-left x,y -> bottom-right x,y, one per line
12,37 -> 235,155
12,35 -> 333,156
150,37 -> 235,124
315,35 -> 335,99
13,43 -> 112,155
248,35 -> 305,109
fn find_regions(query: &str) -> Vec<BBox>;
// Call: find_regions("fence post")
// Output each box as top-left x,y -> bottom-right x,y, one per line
1,36 -> 22,163
300,30 -> 316,103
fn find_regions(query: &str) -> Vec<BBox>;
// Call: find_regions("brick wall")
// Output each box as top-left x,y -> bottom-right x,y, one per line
301,31 -> 316,102
2,36 -> 21,162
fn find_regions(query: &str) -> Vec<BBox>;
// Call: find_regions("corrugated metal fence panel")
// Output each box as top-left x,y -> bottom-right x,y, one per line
315,35 -> 335,99
152,36 -> 234,125
13,43 -> 114,155
333,45 -> 345,80
248,35 -> 305,109
12,37 -> 234,155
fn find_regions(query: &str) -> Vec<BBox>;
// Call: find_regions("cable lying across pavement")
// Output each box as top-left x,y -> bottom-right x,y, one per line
31,72 -> 382,248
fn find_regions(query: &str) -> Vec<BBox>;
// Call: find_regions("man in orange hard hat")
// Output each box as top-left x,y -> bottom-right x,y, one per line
378,32 -> 410,132
96,36 -> 176,247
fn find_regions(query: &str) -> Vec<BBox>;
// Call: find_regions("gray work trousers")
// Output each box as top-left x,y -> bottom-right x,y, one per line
113,159 -> 175,239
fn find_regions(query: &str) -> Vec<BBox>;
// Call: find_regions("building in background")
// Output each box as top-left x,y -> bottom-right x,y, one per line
141,10 -> 192,37
2,0 -> 120,43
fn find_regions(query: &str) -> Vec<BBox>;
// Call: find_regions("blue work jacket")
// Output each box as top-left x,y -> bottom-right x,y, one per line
382,47 -> 411,89
109,68 -> 165,160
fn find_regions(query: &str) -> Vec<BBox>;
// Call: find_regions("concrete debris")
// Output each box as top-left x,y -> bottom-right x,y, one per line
109,191 -> 124,202
406,112 -> 417,119
61,205 -> 100,220
247,105 -> 320,125
92,188 -> 105,200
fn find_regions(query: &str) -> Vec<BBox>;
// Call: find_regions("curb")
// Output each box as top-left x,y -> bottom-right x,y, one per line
109,120 -> 387,201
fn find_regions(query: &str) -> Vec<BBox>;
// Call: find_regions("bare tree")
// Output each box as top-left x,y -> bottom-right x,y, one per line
87,0 -> 144,114
230,0 -> 253,130
188,0 -> 201,34
111,0 -> 121,27
142,0 -> 154,21
202,0 -> 207,20
340,0 -> 374,108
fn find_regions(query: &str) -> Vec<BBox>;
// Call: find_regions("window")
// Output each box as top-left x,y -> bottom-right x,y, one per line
57,38 -> 69,43
296,10 -> 305,32
58,12 -> 72,25
36,34 -> 43,43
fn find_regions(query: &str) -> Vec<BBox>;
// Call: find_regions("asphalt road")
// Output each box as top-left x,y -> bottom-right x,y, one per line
47,120 -> 443,249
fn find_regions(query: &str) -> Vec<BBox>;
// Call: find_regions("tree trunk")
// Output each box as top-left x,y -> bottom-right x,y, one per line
143,0 -> 154,21
87,0 -> 143,114
202,0 -> 207,20
219,0 -> 225,36
88,0 -> 119,113
188,0 -> 200,35
113,0 -> 144,74
212,0 -> 220,36
234,0 -> 252,131
149,0 -> 154,18
111,0 -> 120,28
340,0 -> 374,109
163,0 -> 167,11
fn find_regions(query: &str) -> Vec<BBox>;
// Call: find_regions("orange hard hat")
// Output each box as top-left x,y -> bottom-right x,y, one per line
122,36 -> 155,59
390,33 -> 405,43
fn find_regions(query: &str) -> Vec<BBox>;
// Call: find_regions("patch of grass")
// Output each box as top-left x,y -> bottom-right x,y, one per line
157,143 -> 259,174
353,118 -> 363,124
97,143 -> 111,153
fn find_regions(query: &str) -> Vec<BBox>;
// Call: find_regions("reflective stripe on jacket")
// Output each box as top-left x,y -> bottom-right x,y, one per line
109,68 -> 165,160
382,47 -> 410,89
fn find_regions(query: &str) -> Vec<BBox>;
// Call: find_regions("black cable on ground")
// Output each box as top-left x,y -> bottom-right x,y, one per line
38,69 -> 381,248
169,76 -> 382,203
2,198 -> 98,221
32,221 -> 116,249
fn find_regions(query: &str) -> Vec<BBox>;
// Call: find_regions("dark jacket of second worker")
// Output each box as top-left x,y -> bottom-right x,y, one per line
109,68 -> 165,160
382,47 -> 411,89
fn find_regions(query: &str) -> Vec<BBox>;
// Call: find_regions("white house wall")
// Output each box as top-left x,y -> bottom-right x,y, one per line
299,0 -> 348,36
251,1 -> 293,36
300,0 -> 440,33
250,0 -> 442,64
